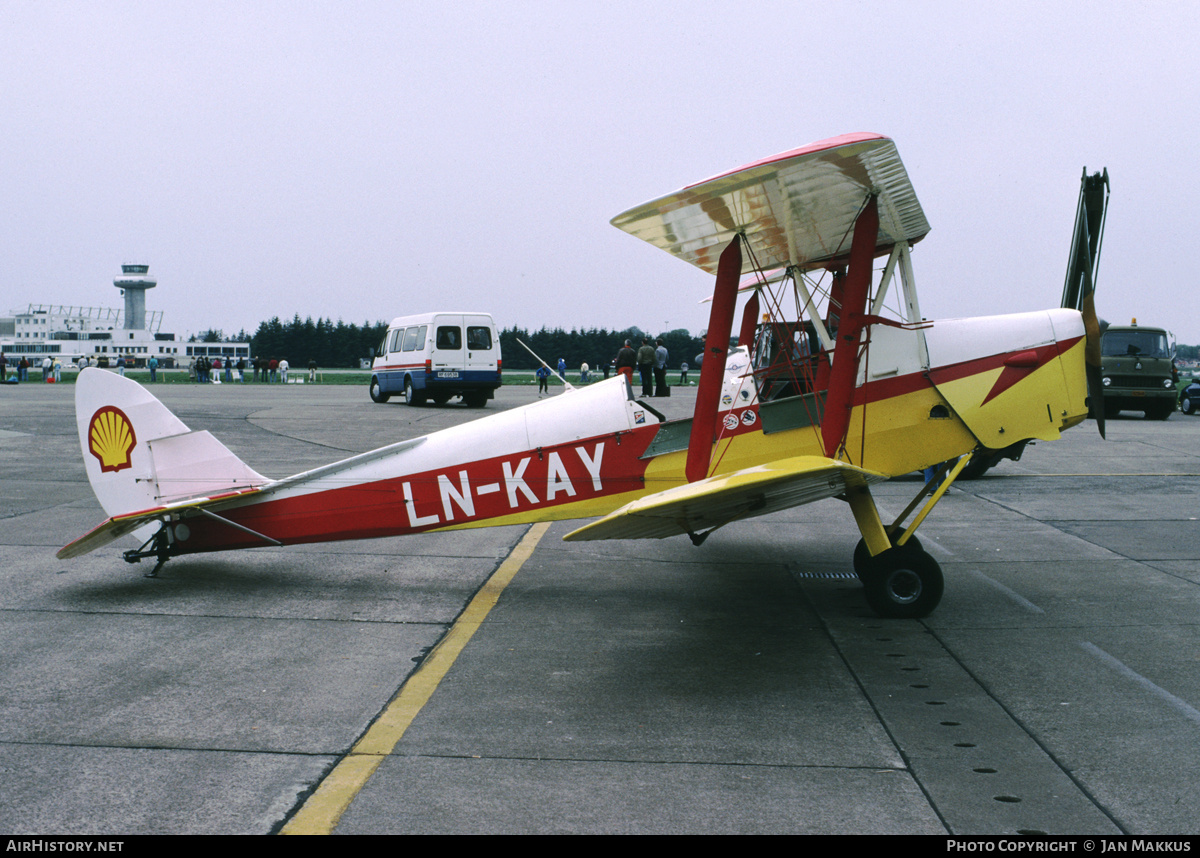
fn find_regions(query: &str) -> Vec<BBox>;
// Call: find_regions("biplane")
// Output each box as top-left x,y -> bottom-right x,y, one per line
59,133 -> 1106,618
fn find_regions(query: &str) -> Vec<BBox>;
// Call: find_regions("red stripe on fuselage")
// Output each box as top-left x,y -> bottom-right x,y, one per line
171,424 -> 661,554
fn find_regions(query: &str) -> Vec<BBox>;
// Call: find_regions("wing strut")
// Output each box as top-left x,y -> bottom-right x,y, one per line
738,290 -> 760,349
820,197 -> 879,460
686,234 -> 742,483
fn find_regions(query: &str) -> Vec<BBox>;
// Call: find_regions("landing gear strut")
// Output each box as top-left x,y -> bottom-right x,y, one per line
122,523 -> 174,578
844,453 -> 972,619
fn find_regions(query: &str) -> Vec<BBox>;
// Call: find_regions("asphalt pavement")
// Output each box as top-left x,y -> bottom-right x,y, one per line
1,376 -> 1198,834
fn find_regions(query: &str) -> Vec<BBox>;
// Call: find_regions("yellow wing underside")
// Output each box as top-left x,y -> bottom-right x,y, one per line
562,455 -> 888,542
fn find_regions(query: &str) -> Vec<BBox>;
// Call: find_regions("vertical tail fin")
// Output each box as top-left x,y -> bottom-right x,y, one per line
75,368 -> 267,519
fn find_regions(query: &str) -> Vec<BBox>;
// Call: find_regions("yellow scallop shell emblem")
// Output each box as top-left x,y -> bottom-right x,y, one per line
88,406 -> 137,473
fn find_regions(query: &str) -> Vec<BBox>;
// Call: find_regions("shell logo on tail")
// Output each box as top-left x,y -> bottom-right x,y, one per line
88,406 -> 137,473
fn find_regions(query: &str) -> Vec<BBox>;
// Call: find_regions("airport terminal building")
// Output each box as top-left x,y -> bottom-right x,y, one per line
0,263 -> 249,369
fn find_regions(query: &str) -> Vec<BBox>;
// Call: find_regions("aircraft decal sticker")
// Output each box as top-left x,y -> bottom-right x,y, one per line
88,406 -> 137,473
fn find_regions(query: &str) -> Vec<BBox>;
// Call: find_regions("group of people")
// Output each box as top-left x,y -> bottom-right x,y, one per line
189,356 -> 300,383
0,353 -> 62,383
0,352 -> 324,386
614,337 -> 671,397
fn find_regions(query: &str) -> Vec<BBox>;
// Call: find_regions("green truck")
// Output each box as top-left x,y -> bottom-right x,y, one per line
1099,321 -> 1178,419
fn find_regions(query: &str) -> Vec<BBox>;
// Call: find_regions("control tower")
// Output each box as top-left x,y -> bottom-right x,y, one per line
113,263 -> 157,330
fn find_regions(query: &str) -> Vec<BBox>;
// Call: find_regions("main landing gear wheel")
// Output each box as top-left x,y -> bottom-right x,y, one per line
858,547 -> 944,619
853,532 -> 923,579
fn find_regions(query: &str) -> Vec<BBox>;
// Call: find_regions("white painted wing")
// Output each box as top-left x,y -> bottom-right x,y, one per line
562,456 -> 889,542
611,133 -> 929,275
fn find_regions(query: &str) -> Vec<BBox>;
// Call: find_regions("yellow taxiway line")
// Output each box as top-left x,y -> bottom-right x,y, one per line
279,521 -> 551,835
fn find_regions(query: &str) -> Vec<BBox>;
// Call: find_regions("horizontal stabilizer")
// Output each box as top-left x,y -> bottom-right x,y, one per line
563,456 -> 888,542
56,488 -> 263,559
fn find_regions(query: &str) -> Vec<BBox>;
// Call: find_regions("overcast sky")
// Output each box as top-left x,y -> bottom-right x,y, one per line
3,1 -> 1198,345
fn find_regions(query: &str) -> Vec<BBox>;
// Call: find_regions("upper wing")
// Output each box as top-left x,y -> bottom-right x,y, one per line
611,133 -> 929,276
562,455 -> 888,542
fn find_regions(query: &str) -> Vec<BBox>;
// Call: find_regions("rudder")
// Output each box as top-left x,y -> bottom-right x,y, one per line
75,368 -> 267,519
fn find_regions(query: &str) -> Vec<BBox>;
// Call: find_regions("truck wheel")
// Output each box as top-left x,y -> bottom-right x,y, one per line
369,377 -> 390,403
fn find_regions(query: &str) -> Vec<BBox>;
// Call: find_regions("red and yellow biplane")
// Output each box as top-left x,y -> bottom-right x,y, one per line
59,133 -> 1106,618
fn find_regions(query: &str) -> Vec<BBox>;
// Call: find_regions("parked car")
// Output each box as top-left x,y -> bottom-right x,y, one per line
1180,377 -> 1200,415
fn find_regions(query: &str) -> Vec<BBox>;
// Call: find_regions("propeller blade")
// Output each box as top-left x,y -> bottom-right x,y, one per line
1063,168 -> 1109,439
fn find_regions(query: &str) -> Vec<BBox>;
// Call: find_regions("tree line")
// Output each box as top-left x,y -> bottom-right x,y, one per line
227,316 -> 390,368
208,316 -> 710,370
498,326 -> 707,371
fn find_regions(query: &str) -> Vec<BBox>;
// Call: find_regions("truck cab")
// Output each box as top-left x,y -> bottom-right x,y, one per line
1100,321 -> 1177,419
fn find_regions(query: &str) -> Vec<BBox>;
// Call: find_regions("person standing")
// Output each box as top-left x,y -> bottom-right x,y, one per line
615,340 -> 637,385
536,364 -> 550,396
653,338 -> 669,397
279,358 -> 289,383
636,338 -> 655,397
0,352 -> 6,382
148,355 -> 158,382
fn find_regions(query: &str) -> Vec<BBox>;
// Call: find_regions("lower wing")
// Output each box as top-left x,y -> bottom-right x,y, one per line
562,455 -> 889,542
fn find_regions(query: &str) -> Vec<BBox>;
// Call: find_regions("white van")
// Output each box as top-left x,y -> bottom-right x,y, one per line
370,312 -> 502,407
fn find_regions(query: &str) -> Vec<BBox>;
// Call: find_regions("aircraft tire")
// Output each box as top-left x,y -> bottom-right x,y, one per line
860,548 -> 943,619
853,532 -> 923,580
369,377 -> 390,403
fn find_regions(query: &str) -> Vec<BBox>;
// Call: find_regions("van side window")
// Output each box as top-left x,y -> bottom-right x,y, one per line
436,326 -> 462,349
467,326 -> 492,350
402,326 -> 421,352
388,328 -> 405,353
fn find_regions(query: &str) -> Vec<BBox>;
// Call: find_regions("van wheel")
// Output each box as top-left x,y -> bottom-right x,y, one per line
432,392 -> 452,405
404,378 -> 426,406
464,392 -> 488,408
370,377 -> 390,403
